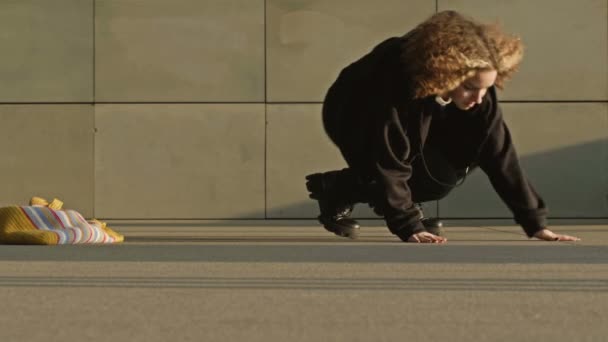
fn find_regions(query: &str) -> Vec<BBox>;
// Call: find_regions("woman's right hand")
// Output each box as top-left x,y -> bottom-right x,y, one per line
407,231 -> 447,243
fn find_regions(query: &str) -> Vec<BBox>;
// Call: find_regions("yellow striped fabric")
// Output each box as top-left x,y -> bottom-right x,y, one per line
0,197 -> 124,245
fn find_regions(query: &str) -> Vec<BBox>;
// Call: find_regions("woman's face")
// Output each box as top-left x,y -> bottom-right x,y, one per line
448,69 -> 497,110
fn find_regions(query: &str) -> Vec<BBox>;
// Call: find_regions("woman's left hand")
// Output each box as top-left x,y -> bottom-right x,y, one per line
533,228 -> 580,241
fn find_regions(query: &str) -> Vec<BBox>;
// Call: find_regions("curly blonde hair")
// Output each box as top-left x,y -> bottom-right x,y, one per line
401,11 -> 524,98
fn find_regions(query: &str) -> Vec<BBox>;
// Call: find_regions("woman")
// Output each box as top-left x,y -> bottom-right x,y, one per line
305,10 -> 580,243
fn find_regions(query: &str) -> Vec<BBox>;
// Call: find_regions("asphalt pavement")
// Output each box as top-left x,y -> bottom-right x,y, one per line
0,221 -> 606,342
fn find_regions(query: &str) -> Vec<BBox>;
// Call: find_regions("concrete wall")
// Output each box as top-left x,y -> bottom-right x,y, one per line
0,0 -> 606,221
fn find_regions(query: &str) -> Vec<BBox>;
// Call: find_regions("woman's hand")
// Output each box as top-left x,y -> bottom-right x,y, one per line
533,229 -> 580,241
407,232 -> 447,243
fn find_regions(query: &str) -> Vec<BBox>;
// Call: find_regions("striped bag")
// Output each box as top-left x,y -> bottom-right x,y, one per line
0,197 -> 123,245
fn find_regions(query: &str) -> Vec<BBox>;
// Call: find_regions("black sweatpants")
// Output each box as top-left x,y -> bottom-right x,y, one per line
319,143 -> 468,210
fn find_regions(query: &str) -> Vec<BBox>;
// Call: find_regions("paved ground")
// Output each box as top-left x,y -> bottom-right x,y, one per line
0,221 -> 607,342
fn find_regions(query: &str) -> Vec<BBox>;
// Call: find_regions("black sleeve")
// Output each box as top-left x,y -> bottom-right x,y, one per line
478,103 -> 548,237
373,107 -> 426,239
